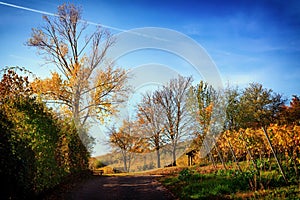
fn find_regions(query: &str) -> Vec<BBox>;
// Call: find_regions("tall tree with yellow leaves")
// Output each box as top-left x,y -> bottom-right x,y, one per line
27,4 -> 128,140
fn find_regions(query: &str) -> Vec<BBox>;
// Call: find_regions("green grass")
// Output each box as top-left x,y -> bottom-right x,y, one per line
251,185 -> 300,200
160,167 -> 300,200
162,169 -> 245,199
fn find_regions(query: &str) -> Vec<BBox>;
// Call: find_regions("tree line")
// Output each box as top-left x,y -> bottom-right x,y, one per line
108,75 -> 300,188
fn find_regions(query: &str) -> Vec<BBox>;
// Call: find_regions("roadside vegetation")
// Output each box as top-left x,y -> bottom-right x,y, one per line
0,68 -> 90,199
161,164 -> 299,199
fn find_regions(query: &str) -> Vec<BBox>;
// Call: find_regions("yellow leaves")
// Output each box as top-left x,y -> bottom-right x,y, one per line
59,105 -> 72,118
68,58 -> 89,92
92,65 -> 127,120
269,124 -> 298,152
205,102 -> 214,114
217,124 -> 300,162
138,116 -> 145,125
29,57 -> 128,125
70,62 -> 80,78
31,72 -> 69,101
51,72 -> 63,87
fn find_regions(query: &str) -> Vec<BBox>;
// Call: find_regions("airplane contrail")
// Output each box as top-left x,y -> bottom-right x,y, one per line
0,1 -> 58,17
0,1 -> 171,43
0,1 -> 125,32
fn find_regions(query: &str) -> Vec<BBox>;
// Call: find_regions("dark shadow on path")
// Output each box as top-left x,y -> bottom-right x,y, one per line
62,175 -> 176,200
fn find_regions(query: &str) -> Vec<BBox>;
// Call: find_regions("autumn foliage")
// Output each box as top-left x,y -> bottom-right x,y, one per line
216,125 -> 300,168
196,84 -> 300,188
27,3 -> 128,128
0,69 -> 89,199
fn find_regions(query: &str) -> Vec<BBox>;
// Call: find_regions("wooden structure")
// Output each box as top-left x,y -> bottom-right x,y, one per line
93,169 -> 104,175
186,150 -> 197,166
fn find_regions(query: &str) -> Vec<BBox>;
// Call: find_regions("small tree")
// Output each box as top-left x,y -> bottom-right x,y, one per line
187,81 -> 217,145
109,119 -> 144,172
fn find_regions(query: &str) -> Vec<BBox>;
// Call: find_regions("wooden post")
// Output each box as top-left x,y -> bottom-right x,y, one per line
262,126 -> 288,183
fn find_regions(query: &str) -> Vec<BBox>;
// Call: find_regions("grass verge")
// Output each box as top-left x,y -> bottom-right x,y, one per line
160,167 -> 300,200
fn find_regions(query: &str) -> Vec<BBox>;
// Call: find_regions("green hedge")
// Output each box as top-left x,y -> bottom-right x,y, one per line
0,97 -> 89,199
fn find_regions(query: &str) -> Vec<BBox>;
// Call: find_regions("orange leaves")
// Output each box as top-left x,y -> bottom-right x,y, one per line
205,102 -> 214,114
92,65 -> 127,118
0,69 -> 32,101
109,119 -> 150,154
137,115 -> 146,125
30,72 -> 70,103
188,81 -> 217,137
216,124 -> 300,162
69,61 -> 82,80
269,124 -> 299,155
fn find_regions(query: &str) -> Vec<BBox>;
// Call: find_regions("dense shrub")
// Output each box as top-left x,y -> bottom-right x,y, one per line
0,70 -> 89,198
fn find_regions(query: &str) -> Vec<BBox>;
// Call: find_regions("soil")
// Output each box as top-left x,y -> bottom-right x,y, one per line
42,175 -> 177,200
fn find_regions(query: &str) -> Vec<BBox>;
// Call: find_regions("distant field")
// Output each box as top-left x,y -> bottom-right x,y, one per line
92,141 -> 192,172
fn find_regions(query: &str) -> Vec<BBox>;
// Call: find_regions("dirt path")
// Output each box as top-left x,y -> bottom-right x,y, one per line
60,175 -> 177,200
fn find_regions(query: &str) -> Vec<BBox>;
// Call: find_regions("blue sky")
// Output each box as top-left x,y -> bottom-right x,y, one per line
1,0 -> 300,155
1,0 -> 299,96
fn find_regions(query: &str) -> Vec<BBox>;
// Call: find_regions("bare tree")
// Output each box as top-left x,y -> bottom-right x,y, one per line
155,75 -> 193,166
27,4 -> 128,131
137,92 -> 165,168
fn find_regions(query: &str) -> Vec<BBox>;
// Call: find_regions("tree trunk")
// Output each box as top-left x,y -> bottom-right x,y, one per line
122,151 -> 128,172
73,84 -> 81,122
156,148 -> 161,168
127,154 -> 131,173
262,126 -> 288,183
172,144 -> 177,166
